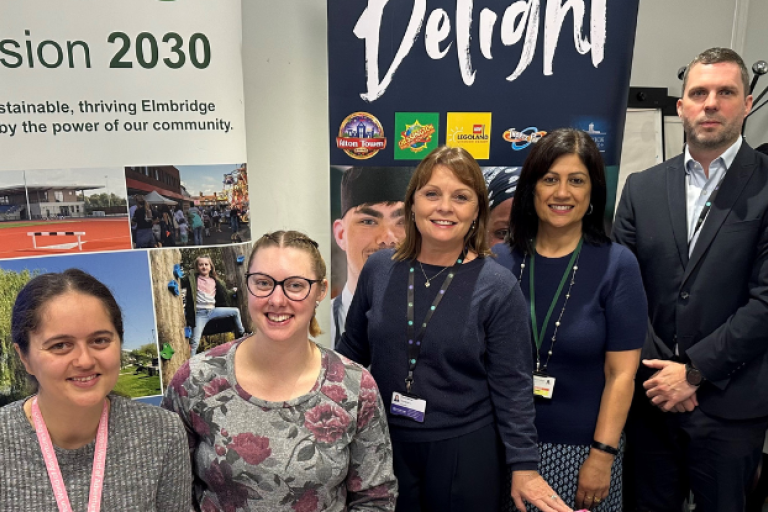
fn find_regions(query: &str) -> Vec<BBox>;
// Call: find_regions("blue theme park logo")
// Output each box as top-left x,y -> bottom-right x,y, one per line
502,127 -> 547,150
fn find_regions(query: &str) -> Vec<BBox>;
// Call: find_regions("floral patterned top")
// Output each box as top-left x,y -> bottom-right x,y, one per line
161,339 -> 397,512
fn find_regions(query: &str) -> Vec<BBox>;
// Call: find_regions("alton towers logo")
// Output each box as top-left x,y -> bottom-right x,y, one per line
336,112 -> 387,160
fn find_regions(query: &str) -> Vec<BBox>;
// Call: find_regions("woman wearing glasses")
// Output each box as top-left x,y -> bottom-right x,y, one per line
162,231 -> 397,512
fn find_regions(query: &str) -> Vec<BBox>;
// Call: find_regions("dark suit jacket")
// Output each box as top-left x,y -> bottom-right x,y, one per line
613,142 -> 768,420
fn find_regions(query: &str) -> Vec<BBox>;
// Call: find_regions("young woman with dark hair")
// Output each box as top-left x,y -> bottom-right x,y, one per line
0,269 -> 191,511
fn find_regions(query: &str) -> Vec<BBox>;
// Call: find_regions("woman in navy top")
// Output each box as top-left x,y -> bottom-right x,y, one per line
338,146 -> 572,512
494,128 -> 647,511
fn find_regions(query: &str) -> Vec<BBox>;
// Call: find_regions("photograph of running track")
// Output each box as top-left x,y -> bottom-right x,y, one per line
0,168 -> 132,260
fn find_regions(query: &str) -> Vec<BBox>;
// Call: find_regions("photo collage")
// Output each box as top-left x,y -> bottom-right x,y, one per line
0,164 -> 251,405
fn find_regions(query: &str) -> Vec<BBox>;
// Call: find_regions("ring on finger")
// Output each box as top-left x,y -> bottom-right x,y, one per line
550,494 -> 558,500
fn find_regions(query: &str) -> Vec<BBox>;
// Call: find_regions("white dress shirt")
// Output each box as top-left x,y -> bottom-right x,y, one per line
684,137 -> 743,255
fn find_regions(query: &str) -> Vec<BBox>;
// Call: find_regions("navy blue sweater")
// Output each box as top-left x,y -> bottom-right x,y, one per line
493,241 -> 647,445
337,249 -> 539,470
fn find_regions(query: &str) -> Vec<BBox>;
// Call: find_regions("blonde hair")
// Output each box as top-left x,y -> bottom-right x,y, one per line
248,231 -> 327,337
394,146 -> 491,261
194,255 -> 219,280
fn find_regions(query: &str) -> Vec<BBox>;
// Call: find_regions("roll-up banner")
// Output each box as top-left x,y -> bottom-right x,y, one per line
328,0 -> 640,339
0,0 -> 249,405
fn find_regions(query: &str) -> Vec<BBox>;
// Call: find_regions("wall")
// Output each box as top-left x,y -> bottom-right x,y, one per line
242,0 -> 332,345
743,0 -> 768,148
630,0 -> 768,150
240,0 -> 768,346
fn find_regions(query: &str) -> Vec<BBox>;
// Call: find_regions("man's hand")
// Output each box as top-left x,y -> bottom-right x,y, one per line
575,451 -> 612,509
511,470 -> 573,512
669,393 -> 698,413
642,359 -> 697,411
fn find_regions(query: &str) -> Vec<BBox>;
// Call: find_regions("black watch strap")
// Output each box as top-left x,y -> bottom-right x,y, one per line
591,441 -> 619,456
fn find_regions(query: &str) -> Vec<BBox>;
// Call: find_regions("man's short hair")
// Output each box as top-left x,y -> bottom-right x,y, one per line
682,47 -> 750,96
340,166 -> 414,218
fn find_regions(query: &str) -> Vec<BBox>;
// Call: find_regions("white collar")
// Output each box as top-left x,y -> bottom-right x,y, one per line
684,137 -> 743,174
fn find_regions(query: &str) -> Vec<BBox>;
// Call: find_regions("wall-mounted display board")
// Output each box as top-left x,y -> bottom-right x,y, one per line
0,0 -> 249,405
326,0 -> 641,337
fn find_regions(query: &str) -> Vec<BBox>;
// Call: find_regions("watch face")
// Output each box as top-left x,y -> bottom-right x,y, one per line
687,365 -> 702,386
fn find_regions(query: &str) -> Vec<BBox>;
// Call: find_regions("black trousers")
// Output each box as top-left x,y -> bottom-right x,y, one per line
624,389 -> 768,512
392,422 -> 505,512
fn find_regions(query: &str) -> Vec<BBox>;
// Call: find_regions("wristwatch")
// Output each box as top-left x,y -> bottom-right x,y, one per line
685,363 -> 703,386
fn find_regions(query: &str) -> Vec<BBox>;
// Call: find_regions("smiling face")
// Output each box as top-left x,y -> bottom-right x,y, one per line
247,246 -> 328,344
677,62 -> 752,155
15,291 -> 121,411
333,202 -> 405,290
412,165 -> 479,252
534,153 -> 591,234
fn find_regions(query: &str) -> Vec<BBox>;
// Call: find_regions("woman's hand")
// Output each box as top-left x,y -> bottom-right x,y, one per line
574,450 -> 612,509
511,470 -> 573,512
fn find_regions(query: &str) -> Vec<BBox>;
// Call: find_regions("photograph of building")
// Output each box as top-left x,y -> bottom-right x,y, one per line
0,168 -> 131,259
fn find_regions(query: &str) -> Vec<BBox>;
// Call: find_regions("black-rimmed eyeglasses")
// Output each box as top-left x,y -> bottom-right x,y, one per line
245,272 -> 321,301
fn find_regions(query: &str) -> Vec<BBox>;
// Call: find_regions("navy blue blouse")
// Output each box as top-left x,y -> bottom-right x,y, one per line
493,241 -> 647,445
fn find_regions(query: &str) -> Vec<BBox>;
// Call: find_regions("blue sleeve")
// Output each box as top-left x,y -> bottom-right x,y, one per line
484,272 -> 539,470
605,245 -> 648,352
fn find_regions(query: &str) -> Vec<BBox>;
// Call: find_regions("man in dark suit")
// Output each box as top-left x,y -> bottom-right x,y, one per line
614,47 -> 768,512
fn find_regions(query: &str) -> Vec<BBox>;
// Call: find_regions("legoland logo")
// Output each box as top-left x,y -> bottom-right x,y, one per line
336,112 -> 387,160
446,112 -> 492,159
395,112 -> 438,160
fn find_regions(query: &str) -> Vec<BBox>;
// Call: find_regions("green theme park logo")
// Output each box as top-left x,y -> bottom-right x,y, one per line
394,112 -> 439,160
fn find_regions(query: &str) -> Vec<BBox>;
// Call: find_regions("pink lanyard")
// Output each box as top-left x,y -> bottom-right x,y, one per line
31,397 -> 110,512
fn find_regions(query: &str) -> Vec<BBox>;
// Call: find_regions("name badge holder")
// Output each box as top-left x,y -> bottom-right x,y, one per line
390,251 -> 466,422
523,238 -> 583,400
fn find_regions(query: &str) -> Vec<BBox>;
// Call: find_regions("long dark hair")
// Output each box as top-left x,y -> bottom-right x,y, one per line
509,128 -> 609,254
12,269 -> 124,390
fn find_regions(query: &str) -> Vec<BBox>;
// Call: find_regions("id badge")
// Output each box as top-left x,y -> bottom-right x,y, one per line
533,372 -> 556,399
390,391 -> 426,423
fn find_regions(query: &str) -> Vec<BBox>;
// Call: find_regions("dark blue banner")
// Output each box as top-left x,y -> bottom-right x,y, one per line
328,0 -> 639,167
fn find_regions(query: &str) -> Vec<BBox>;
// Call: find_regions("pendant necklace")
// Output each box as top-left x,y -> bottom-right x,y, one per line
418,261 -> 450,288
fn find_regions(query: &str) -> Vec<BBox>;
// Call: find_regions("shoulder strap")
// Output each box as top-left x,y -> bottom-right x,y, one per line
332,294 -> 343,348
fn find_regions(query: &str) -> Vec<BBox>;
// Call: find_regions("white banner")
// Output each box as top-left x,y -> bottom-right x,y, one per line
0,0 -> 248,405
0,0 -> 246,170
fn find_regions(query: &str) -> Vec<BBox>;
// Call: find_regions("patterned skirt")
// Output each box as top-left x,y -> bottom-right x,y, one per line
501,436 -> 625,512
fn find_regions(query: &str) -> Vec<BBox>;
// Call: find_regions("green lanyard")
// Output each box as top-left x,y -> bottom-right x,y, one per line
529,238 -> 583,352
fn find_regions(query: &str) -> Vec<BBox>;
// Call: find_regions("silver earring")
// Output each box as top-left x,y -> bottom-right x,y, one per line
587,204 -> 594,215
315,301 -> 320,309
